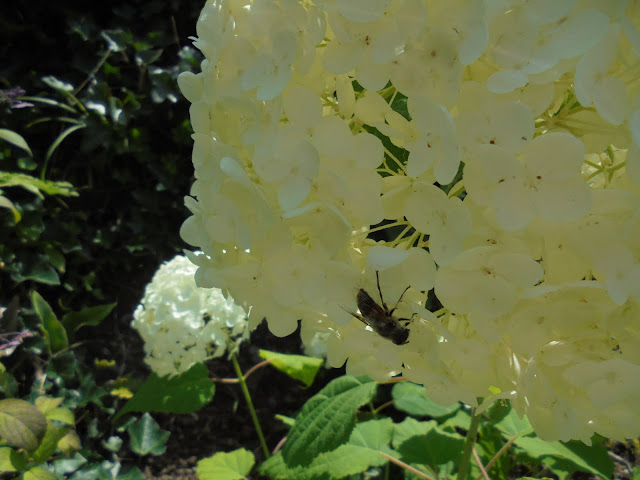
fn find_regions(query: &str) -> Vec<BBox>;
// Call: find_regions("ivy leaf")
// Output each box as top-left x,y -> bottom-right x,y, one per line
127,413 -> 170,456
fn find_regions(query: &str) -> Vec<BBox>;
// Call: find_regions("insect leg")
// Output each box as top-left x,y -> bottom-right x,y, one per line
389,286 -> 411,315
398,312 -> 417,325
375,270 -> 389,310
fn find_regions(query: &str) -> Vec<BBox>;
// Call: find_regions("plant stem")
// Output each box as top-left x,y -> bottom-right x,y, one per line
457,407 -> 481,480
231,352 -> 271,459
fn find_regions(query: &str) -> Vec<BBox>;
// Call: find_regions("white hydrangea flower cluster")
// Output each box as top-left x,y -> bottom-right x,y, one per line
179,0 -> 640,442
132,254 -> 249,377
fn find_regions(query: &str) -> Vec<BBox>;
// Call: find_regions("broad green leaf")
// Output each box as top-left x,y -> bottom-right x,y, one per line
494,407 -> 534,438
22,465 -> 56,480
282,376 -> 377,466
0,195 -> 21,222
395,423 -> 465,469
259,349 -> 323,387
0,399 -> 47,451
0,447 -> 27,472
31,292 -> 68,353
30,423 -> 68,465
115,363 -> 214,419
0,172 -> 77,198
62,303 -> 116,334
514,436 -> 613,479
348,418 -> 393,451
197,449 -> 255,480
392,417 -> 437,448
0,129 -> 32,156
127,413 -> 170,456
392,383 -> 460,418
260,443 -> 388,480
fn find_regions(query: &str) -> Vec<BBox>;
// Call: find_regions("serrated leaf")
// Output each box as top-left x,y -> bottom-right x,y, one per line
259,349 -> 323,387
260,443 -> 388,480
0,129 -> 32,156
392,383 -> 460,418
197,448 -> 255,480
282,376 -> 377,466
514,436 -> 613,479
61,302 -> 116,334
0,399 -> 47,451
31,291 -> 68,353
0,446 -> 27,472
348,418 -> 393,450
23,465 -> 57,480
115,363 -> 214,419
127,413 -> 169,456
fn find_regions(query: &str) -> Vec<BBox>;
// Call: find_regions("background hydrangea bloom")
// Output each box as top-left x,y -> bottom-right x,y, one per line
132,254 -> 249,377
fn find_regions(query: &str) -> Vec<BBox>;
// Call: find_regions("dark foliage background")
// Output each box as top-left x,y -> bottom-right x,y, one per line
1,0 -> 203,312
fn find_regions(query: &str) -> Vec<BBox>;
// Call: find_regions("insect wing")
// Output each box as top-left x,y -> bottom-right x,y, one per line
356,289 -> 393,325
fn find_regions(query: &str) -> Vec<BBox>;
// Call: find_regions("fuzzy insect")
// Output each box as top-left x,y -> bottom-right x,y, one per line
343,271 -> 414,345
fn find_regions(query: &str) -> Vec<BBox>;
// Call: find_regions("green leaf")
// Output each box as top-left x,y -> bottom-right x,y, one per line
44,124 -> 85,164
197,449 -> 255,480
514,436 -> 613,480
392,417 -> 437,448
31,291 -> 68,353
0,195 -> 21,223
259,349 -> 323,387
391,383 -> 460,418
394,418 -> 465,469
493,406 -> 534,438
282,376 -> 377,466
30,423 -> 68,465
116,467 -> 144,480
22,465 -> 57,480
0,447 -> 27,472
0,129 -> 32,156
0,399 -> 47,451
0,172 -> 77,198
16,262 -> 60,286
260,441 -> 389,480
127,413 -> 170,456
61,302 -> 116,333
115,363 -> 214,419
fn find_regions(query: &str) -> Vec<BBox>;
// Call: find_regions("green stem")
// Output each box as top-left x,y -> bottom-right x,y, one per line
231,352 -> 271,459
457,407 -> 481,480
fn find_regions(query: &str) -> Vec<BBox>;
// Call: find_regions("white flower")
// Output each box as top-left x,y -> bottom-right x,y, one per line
131,254 -> 249,377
